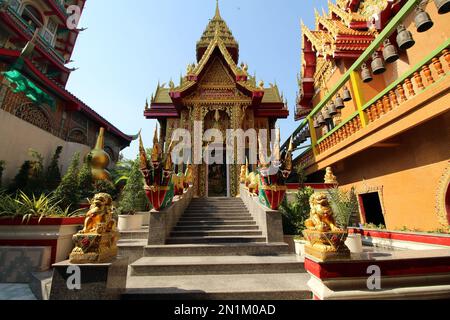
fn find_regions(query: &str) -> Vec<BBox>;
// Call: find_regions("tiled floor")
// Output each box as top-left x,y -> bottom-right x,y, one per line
0,284 -> 37,300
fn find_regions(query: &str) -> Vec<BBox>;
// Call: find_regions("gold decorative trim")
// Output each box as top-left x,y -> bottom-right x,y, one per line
435,163 -> 450,229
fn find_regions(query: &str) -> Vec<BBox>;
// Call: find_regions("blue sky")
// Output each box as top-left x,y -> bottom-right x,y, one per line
66,0 -> 329,159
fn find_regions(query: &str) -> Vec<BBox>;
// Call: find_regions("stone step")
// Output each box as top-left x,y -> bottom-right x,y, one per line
124,273 -> 312,300
130,255 -> 305,276
185,208 -> 249,213
170,230 -> 263,237
179,216 -> 254,222
177,220 -> 257,226
144,243 -> 290,257
166,236 -> 267,244
173,225 -> 259,231
181,215 -> 252,219
119,228 -> 149,240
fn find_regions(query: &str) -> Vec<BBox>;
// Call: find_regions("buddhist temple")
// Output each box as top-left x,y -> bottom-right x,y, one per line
285,0 -> 450,232
0,0 -> 134,182
144,1 -> 289,198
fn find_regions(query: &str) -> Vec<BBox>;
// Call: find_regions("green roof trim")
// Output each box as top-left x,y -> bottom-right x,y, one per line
2,69 -> 56,110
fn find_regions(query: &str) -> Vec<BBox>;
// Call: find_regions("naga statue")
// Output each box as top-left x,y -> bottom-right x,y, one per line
138,128 -> 175,211
172,162 -> 186,196
70,193 -> 119,263
257,129 -> 294,210
303,193 -> 350,261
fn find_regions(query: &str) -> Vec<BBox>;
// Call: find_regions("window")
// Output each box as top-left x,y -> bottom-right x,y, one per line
42,19 -> 58,46
9,0 -> 21,11
20,5 -> 43,32
360,192 -> 386,226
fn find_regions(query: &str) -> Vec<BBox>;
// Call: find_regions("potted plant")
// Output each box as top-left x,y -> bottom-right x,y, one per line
327,187 -> 362,253
0,191 -> 85,264
280,186 -> 314,256
116,158 -> 148,231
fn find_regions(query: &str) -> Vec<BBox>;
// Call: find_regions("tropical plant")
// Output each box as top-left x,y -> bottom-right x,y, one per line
15,191 -> 63,223
111,158 -> 134,186
0,191 -> 21,217
280,186 -> 314,236
54,152 -> 80,209
327,187 -> 359,230
117,158 -> 148,215
45,146 -> 63,191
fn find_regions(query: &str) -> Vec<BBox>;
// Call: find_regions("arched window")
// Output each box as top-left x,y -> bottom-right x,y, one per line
104,146 -> 116,163
21,4 -> 44,32
15,103 -> 52,134
68,129 -> 88,145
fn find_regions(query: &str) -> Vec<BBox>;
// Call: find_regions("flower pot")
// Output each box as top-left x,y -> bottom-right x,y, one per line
345,233 -> 363,253
118,215 -> 142,231
294,239 -> 307,256
0,217 -> 85,264
136,211 -> 150,226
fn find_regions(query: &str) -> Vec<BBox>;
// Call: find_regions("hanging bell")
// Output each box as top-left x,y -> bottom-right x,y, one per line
335,94 -> 345,109
360,62 -> 373,83
317,114 -> 326,125
322,107 -> 331,120
434,0 -> 450,14
415,7 -> 434,32
396,24 -> 415,50
342,86 -> 352,102
313,117 -> 320,128
305,129 -> 311,138
382,39 -> 399,63
300,132 -> 307,143
328,101 -> 338,116
371,52 -> 386,75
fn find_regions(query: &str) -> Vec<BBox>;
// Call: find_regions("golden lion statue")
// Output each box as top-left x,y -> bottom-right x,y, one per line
305,193 -> 340,232
70,193 -> 119,264
80,193 -> 115,234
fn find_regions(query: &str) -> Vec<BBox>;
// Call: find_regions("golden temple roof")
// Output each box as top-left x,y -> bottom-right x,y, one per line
196,0 -> 239,62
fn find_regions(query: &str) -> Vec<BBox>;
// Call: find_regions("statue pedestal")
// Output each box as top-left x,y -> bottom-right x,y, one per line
49,257 -> 128,300
303,230 -> 350,262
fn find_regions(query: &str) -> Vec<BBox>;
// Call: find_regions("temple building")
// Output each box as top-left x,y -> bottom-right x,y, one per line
144,2 -> 289,198
285,0 -> 450,231
0,0 -> 133,182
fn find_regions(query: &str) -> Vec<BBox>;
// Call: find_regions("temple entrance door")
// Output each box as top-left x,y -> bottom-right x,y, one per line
206,145 -> 228,198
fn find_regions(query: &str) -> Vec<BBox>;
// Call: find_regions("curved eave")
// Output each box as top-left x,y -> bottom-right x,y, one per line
0,49 -> 133,144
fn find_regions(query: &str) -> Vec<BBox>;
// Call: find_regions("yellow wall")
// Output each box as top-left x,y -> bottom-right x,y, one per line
335,112 -> 450,231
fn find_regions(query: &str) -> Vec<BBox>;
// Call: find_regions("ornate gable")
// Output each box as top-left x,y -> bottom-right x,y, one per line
199,56 -> 235,88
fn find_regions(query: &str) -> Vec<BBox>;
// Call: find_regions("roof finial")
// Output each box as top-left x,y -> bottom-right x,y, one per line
214,0 -> 221,19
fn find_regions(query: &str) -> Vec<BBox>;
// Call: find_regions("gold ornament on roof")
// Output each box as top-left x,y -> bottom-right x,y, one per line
89,128 -> 111,182
324,167 -> 338,184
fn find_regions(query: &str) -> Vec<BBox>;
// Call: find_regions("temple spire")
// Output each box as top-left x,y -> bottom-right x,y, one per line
214,0 -> 221,19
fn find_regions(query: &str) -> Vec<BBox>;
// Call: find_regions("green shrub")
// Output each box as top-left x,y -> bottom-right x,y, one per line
54,153 -> 80,210
45,146 -> 63,191
117,158 -> 148,215
327,187 -> 359,230
280,186 -> 314,236
78,157 -> 94,200
0,160 -> 5,189
93,179 -> 117,198
9,161 -> 31,194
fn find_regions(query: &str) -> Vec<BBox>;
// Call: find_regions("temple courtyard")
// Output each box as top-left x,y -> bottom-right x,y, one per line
0,0 -> 450,303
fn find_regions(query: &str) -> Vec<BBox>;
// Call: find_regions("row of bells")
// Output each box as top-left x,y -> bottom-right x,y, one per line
313,86 -> 353,128
292,129 -> 311,147
360,4 -> 447,83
